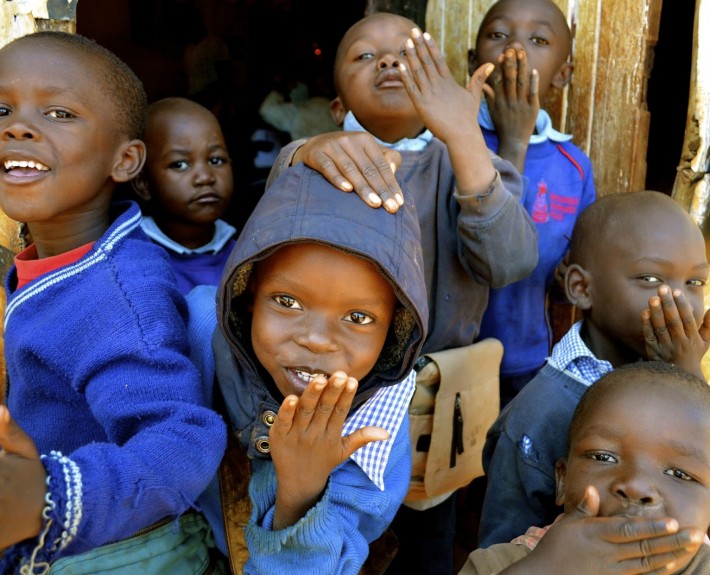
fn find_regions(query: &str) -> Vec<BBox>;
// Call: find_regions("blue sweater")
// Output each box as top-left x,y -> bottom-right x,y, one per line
478,124 -> 596,377
2,201 -> 227,567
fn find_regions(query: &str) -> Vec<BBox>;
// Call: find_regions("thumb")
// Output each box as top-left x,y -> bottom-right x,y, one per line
466,63 -> 494,97
572,485 -> 601,518
341,426 -> 389,460
381,148 -> 402,175
0,405 -> 40,459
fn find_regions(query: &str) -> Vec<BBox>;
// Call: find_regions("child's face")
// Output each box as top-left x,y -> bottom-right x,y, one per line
579,208 -> 708,364
474,0 -> 571,98
332,14 -> 423,136
249,242 -> 397,399
556,379 -> 710,567
0,40 -> 129,224
141,106 -> 233,226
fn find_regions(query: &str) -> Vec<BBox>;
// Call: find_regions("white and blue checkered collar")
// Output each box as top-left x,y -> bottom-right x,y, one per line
478,100 -> 572,145
342,370 -> 416,490
547,321 -> 614,386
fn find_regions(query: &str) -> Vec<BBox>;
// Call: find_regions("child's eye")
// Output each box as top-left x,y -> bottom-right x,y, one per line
688,278 -> 706,287
639,275 -> 663,284
356,52 -> 375,61
0,106 -> 10,117
209,156 -> 229,166
168,160 -> 189,171
665,468 -> 694,481
274,295 -> 302,310
47,109 -> 74,119
588,452 -> 617,463
344,311 -> 374,325
530,36 -> 550,46
487,31 -> 508,40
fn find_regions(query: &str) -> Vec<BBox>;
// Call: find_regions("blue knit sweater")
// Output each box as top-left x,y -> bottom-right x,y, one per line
1,201 -> 227,568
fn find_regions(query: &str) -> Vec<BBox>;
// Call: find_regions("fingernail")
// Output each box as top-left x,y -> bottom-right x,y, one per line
396,193 -> 404,206
406,38 -> 414,49
485,63 -> 494,76
368,192 -> 382,205
389,161 -> 397,174
341,181 -> 353,192
423,32 -> 431,41
411,27 -> 421,37
659,285 -> 669,295
385,199 -> 399,212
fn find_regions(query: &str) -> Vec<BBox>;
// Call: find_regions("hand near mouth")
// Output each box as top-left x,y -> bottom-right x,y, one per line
269,371 -> 389,530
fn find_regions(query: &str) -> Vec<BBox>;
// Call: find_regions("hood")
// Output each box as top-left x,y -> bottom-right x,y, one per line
216,162 -> 428,407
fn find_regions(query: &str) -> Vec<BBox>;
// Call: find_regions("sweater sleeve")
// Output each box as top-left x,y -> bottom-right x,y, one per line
243,418 -> 410,575
455,152 -> 538,289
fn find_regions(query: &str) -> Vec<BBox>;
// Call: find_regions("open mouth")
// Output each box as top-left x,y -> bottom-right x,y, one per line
293,369 -> 329,383
4,159 -> 50,173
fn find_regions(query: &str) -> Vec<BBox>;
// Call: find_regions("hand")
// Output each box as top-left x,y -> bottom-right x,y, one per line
269,372 -> 389,529
510,486 -> 704,574
399,27 -> 497,196
292,131 -> 403,213
642,285 -> 710,379
482,48 -> 540,172
0,405 -> 47,549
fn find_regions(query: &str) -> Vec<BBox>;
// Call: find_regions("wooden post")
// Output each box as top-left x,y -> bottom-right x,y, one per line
0,1 -> 77,398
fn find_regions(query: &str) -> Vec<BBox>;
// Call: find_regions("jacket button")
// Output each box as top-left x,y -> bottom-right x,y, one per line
262,410 -> 277,427
255,436 -> 271,454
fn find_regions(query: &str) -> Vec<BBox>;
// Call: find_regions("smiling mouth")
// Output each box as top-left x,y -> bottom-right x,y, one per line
4,159 -> 50,172
292,369 -> 329,383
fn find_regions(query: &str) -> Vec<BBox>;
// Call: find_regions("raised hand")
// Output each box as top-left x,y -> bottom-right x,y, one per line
502,485 -> 704,574
482,47 -> 540,173
269,372 -> 389,530
0,405 -> 47,549
642,284 -> 710,380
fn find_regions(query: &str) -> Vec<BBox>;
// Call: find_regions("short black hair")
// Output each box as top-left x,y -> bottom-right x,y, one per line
8,31 -> 147,140
568,361 -> 710,451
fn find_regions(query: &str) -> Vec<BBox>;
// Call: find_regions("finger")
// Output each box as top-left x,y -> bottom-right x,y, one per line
421,30 -> 449,77
601,517 -> 680,544
642,309 -> 662,360
0,405 -> 40,459
326,376 -> 358,434
626,527 -> 703,560
501,48 -> 519,99
406,28 -> 437,86
515,49 -> 530,101
647,294 -> 672,348
290,376 -> 327,430
271,395 -> 298,441
529,69 -> 540,104
658,285 -> 685,337
670,288 -> 701,337
340,139 -> 404,213
698,308 -> 710,347
310,372 -> 349,429
341,426 -> 390,459
467,63 -> 495,98
570,484 -> 600,518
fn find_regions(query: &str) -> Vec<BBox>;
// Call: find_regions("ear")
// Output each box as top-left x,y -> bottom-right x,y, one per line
554,458 -> 568,507
565,263 -> 592,310
111,139 -> 147,184
467,48 -> 477,78
132,171 -> 151,202
330,96 -> 346,126
551,61 -> 574,89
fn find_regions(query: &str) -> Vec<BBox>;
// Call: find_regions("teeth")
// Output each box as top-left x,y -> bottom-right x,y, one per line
294,369 -> 327,383
4,160 -> 49,171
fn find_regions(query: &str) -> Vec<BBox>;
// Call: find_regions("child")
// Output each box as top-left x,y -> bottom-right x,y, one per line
478,190 -> 710,548
0,32 -> 226,573
472,0 -> 597,406
134,96 -> 236,295
461,361 -> 710,574
265,13 -> 539,573
192,161 -> 428,574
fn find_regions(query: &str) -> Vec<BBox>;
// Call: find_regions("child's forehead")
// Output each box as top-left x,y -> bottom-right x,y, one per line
480,0 -> 570,35
341,14 -> 415,51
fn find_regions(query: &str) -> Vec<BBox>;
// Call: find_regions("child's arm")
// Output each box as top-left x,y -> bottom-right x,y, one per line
484,486 -> 704,575
269,372 -> 389,530
481,48 -> 539,173
642,284 -> 710,380
0,406 -> 46,550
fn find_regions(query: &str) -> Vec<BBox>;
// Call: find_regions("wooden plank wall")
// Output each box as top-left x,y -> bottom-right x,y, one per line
425,0 -> 661,198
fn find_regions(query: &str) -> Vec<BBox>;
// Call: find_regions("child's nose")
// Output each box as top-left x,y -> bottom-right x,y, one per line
377,53 -> 401,69
194,164 -> 216,185
612,471 -> 662,507
294,315 -> 339,353
2,114 -> 38,141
